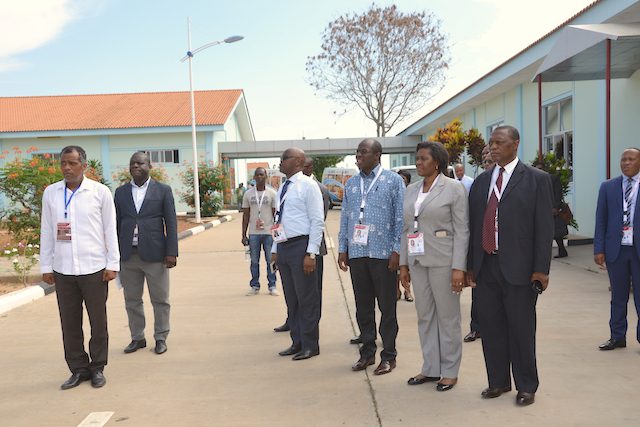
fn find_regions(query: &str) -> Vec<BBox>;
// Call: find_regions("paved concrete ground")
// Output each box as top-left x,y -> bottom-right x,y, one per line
0,210 -> 639,426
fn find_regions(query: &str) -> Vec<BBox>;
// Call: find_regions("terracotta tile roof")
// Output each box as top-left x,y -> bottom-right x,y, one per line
0,89 -> 243,133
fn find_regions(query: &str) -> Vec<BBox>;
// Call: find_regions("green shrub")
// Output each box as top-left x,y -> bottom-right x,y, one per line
179,162 -> 227,217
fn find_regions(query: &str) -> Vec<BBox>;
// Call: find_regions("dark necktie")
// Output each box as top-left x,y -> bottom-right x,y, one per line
277,179 -> 291,223
482,167 -> 505,254
624,177 -> 633,226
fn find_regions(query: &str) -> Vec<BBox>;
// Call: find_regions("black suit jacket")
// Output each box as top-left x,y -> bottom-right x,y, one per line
468,161 -> 554,285
115,179 -> 179,263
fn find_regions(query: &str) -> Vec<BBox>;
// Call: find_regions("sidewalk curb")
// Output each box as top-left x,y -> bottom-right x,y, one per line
0,215 -> 235,316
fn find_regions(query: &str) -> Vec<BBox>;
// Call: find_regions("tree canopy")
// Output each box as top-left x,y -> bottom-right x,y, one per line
306,4 -> 449,136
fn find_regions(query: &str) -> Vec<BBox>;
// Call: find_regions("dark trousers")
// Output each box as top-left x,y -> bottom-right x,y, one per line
476,255 -> 538,393
284,255 -> 324,325
607,245 -> 640,341
277,237 -> 320,352
54,270 -> 109,374
470,288 -> 480,332
349,257 -> 398,361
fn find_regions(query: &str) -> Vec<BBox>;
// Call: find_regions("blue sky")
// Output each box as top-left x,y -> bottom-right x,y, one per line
1,0 -> 594,141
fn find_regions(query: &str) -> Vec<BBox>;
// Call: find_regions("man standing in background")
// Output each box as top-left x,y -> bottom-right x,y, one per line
115,151 -> 178,356
454,163 -> 474,193
242,167 -> 278,296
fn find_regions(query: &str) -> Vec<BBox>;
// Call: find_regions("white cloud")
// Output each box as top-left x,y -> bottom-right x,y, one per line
0,0 -> 78,70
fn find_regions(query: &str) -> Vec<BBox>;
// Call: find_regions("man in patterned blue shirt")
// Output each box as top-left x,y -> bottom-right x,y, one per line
338,138 -> 405,375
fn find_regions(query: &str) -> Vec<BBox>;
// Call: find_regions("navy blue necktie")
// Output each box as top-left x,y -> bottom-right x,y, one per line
277,180 -> 291,223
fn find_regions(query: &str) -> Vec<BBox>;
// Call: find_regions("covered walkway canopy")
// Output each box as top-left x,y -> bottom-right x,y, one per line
218,135 -> 421,159
533,23 -> 640,177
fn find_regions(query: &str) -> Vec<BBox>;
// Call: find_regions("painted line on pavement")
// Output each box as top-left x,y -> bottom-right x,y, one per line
77,411 -> 114,427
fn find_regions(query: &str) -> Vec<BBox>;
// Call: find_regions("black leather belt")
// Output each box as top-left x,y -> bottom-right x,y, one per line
281,235 -> 309,244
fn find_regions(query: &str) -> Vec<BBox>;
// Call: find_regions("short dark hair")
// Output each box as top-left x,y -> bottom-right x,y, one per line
493,125 -> 520,141
361,138 -> 383,154
416,141 -> 449,174
397,169 -> 411,183
254,167 -> 266,175
131,151 -> 151,164
60,145 -> 87,163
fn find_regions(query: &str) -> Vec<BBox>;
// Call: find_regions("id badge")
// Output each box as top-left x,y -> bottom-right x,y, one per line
271,224 -> 288,243
407,233 -> 425,255
622,226 -> 633,245
352,224 -> 370,245
132,225 -> 139,245
56,222 -> 72,241
256,217 -> 265,230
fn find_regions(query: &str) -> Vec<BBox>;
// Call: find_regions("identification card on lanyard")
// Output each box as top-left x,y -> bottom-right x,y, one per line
58,185 -> 78,242
354,167 -> 383,245
407,233 -> 424,255
271,224 -> 288,243
407,177 -> 438,256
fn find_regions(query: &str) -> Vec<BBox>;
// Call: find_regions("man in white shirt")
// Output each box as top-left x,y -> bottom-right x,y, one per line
40,146 -> 119,390
270,148 -> 325,360
242,167 -> 278,296
454,163 -> 474,193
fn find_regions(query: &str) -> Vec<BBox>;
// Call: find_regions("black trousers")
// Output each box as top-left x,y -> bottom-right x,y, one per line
349,257 -> 398,361
54,270 -> 109,374
277,237 -> 320,353
476,254 -> 538,393
469,288 -> 480,332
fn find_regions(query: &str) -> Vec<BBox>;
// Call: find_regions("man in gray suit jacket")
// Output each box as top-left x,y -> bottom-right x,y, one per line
115,152 -> 178,355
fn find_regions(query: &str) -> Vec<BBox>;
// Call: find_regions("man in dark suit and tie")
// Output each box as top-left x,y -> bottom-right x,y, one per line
466,126 -> 553,406
594,148 -> 640,351
115,152 -> 178,355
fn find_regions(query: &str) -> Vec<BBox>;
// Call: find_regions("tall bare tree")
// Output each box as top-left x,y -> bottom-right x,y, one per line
306,4 -> 449,137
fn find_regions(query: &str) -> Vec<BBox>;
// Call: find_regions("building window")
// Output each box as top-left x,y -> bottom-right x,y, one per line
543,97 -> 573,180
392,159 -> 398,168
486,121 -> 503,139
148,149 -> 180,164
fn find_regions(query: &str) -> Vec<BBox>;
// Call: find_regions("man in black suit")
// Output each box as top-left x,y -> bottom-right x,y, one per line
466,126 -> 553,406
115,152 -> 178,355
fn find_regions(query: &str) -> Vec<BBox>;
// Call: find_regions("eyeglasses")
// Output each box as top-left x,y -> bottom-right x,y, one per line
355,149 -> 373,155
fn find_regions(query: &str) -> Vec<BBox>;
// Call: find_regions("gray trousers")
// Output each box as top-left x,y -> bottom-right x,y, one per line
409,263 -> 462,378
120,251 -> 170,342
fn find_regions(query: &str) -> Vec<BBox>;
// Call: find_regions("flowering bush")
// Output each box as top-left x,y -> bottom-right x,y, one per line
179,162 -> 227,217
2,242 -> 39,286
112,164 -> 168,186
0,147 -> 62,244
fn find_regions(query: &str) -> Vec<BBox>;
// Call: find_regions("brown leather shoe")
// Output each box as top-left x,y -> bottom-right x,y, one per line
516,391 -> 535,406
351,356 -> 375,371
481,386 -> 512,399
373,360 -> 396,375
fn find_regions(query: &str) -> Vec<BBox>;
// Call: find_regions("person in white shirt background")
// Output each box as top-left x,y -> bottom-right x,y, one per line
454,163 -> 474,193
40,145 -> 119,390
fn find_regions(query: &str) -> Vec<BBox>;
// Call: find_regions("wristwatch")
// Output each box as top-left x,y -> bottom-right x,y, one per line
306,252 -> 316,260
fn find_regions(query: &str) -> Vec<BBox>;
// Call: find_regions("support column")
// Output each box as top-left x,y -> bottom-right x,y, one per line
100,136 -> 111,185
538,75 -> 543,160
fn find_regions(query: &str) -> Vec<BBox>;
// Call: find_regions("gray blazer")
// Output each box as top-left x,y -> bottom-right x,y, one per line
400,174 -> 469,270
115,179 -> 179,263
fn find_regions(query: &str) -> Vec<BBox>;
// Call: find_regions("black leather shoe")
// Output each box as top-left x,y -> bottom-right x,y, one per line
373,359 -> 396,375
481,386 -> 512,399
407,375 -> 440,385
436,382 -> 456,392
292,349 -> 319,360
60,372 -> 91,390
155,340 -> 167,355
516,391 -> 535,406
464,331 -> 481,342
352,357 -> 375,371
349,336 -> 362,345
273,323 -> 290,332
124,339 -> 147,353
91,371 -> 106,388
278,345 -> 301,356
599,338 -> 626,350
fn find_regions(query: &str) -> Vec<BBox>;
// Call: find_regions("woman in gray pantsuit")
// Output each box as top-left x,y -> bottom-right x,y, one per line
399,142 -> 469,392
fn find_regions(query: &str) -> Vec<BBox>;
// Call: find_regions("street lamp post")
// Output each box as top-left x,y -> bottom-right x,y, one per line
181,18 -> 243,223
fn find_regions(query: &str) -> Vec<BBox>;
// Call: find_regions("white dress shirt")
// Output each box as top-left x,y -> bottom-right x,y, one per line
458,174 -> 474,193
40,177 -> 120,275
131,177 -> 150,213
271,171 -> 324,254
487,157 -> 520,250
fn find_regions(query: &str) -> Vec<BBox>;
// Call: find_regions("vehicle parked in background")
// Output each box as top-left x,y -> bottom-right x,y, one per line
322,167 -> 357,208
391,165 -> 419,184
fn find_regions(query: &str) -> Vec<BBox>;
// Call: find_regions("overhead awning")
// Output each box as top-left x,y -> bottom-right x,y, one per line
534,23 -> 640,81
